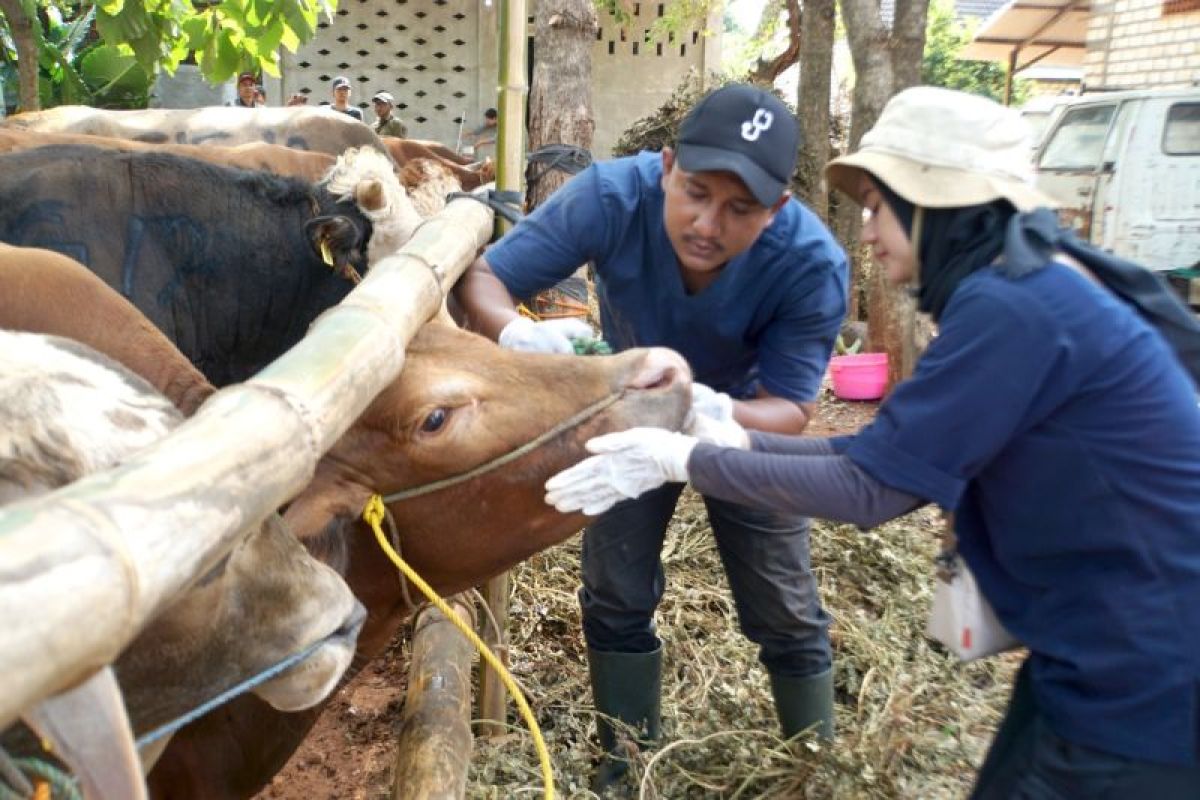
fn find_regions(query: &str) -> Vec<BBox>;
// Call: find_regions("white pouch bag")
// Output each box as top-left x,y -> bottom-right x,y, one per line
926,551 -> 1019,661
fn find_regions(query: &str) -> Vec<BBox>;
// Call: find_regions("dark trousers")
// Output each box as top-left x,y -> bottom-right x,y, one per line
579,482 -> 832,677
971,661 -> 1200,799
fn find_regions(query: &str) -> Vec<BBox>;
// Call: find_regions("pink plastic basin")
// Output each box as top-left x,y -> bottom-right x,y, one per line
829,352 -> 889,401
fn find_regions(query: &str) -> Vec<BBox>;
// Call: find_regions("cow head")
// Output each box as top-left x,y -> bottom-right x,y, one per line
282,322 -> 691,650
0,331 -> 364,761
116,512 -> 366,747
311,146 -> 424,279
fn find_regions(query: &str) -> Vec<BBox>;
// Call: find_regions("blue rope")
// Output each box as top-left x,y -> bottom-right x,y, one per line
0,751 -> 80,800
134,639 -> 324,750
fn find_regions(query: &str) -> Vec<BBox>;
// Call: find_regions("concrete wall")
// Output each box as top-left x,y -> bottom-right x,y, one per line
588,5 -> 720,157
1085,0 -> 1200,89
150,64 -> 233,109
282,0 -> 717,158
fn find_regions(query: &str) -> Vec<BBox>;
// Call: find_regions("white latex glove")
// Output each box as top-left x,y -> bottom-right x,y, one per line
684,382 -> 749,448
544,428 -> 697,515
690,382 -> 735,423
498,316 -> 595,354
687,412 -> 751,449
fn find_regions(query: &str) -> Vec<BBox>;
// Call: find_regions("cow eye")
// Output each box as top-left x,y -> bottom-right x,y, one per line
420,408 -> 448,433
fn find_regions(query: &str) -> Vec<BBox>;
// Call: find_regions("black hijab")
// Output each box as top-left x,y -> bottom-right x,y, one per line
875,182 -> 1022,322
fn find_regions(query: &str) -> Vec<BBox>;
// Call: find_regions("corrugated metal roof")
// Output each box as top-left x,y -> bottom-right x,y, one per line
961,0 -> 1089,68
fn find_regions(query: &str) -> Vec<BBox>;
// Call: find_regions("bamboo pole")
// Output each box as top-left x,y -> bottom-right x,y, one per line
475,573 -> 511,737
477,0 -> 530,739
392,596 -> 477,799
0,195 -> 493,729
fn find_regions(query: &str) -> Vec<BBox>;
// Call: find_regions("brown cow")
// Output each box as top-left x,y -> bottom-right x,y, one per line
0,330 -> 365,777
2,105 -> 387,158
0,244 -> 694,798
398,157 -> 467,218
392,136 -> 475,165
0,243 -> 214,414
0,129 -> 336,183
382,135 -> 496,191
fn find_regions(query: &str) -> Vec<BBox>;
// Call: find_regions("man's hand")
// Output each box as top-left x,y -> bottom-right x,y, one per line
686,383 -> 750,448
544,428 -> 697,515
498,317 -> 594,354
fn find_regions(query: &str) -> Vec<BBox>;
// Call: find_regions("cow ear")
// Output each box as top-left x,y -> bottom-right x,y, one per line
354,178 -> 386,212
305,215 -> 364,282
282,477 -> 372,569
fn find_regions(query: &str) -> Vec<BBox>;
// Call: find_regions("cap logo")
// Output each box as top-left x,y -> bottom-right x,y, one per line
741,109 -> 774,142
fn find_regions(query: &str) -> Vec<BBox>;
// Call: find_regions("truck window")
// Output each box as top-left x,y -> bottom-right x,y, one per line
1163,103 -> 1200,155
1039,104 -> 1116,170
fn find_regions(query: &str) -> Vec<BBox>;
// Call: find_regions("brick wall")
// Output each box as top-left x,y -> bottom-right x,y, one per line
1085,0 -> 1200,89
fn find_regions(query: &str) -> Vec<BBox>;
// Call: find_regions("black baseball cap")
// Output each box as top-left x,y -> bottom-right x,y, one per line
675,84 -> 800,207
331,76 -> 351,90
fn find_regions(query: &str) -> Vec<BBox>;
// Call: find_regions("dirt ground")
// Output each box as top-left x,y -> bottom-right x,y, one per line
255,391 -> 1010,800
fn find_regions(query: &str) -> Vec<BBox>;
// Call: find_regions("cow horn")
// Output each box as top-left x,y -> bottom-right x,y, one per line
354,179 -> 386,212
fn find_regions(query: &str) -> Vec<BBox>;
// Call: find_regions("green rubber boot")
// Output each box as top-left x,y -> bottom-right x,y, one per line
587,646 -> 663,794
770,668 -> 835,741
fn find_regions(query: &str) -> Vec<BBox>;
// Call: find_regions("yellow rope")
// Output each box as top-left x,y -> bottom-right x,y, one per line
362,495 -> 555,800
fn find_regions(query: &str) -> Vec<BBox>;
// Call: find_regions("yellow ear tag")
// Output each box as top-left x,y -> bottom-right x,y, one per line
320,240 -> 335,267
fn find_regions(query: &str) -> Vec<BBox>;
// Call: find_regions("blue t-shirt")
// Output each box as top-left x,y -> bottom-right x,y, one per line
484,151 -> 848,402
845,263 -> 1200,766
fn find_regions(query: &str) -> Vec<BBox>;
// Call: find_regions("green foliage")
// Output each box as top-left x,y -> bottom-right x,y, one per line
922,0 -> 1030,104
79,43 -> 151,108
1,0 -> 335,111
96,0 -> 334,83
722,0 -> 787,78
592,0 -> 719,43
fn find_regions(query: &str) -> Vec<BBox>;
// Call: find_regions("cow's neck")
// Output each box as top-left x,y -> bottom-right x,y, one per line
195,249 -> 355,387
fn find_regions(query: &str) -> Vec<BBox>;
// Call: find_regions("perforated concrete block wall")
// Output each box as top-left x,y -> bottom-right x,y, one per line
282,0 -> 716,156
282,0 -> 483,146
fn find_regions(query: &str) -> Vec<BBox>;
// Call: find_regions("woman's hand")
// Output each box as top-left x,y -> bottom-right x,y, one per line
544,428 -> 698,515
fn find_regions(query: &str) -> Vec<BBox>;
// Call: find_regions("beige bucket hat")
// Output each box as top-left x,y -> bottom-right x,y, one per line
826,86 -> 1057,212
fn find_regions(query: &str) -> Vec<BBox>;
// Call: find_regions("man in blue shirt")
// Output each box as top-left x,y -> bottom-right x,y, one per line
454,83 -> 848,790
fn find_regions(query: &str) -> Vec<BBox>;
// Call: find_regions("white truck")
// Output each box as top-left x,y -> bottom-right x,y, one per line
1034,88 -> 1200,307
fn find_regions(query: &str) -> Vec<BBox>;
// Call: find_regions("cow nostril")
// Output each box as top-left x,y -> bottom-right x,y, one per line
627,348 -> 691,391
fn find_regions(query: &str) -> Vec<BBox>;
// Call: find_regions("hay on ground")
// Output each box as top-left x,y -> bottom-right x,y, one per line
464,393 -> 1019,800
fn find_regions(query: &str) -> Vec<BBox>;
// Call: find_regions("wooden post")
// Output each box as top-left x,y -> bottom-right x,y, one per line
475,0 -> 529,737
393,596 -> 477,800
0,195 -> 493,729
475,572 -> 511,736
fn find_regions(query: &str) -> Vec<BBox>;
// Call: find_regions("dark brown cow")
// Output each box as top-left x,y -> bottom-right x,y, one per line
1,105 -> 387,157
0,244 -> 693,798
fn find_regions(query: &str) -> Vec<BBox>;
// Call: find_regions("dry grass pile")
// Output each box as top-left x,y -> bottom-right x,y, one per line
464,399 -> 1020,799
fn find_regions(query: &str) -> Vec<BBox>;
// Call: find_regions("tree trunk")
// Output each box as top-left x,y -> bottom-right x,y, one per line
795,0 -> 835,220
0,0 -> 41,112
838,0 -> 929,387
891,0 -> 931,91
525,0 -> 598,211
747,0 -> 801,87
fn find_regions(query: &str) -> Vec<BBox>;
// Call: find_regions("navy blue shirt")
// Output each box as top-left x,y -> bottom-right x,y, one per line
845,262 -> 1200,765
485,151 -> 848,402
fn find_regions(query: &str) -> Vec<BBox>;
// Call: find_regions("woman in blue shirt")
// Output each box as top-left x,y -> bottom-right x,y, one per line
547,86 -> 1200,797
